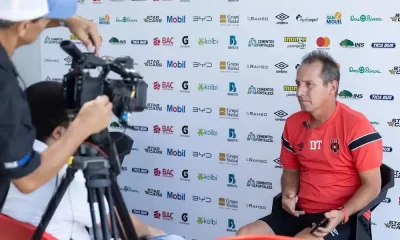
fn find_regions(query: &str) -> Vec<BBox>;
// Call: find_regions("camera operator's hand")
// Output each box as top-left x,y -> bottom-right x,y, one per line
65,16 -> 102,56
76,96 -> 113,134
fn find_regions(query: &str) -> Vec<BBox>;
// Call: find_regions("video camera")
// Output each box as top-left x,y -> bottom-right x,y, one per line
60,40 -> 148,127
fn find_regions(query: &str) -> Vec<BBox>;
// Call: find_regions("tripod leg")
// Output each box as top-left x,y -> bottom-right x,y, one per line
110,174 -> 139,240
87,188 -> 99,240
105,186 -> 120,239
96,188 -> 111,240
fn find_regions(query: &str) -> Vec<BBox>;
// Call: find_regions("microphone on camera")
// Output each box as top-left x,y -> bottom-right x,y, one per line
303,121 -> 310,129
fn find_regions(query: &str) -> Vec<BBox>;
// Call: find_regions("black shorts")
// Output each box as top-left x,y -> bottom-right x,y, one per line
259,207 -> 356,240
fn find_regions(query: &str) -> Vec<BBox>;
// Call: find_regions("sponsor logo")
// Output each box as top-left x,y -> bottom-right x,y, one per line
370,94 -> 394,100
166,191 -> 186,200
275,13 -> 289,24
326,12 -> 342,24
167,148 -> 186,157
371,42 -> 396,48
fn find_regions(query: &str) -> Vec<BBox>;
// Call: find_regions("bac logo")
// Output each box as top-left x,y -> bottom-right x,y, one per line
154,210 -> 174,220
153,81 -> 174,90
154,168 -> 174,177
153,125 -> 174,134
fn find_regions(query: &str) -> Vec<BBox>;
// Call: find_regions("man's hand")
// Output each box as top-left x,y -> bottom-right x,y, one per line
75,95 -> 113,135
282,192 -> 305,217
311,210 -> 345,237
65,16 -> 102,56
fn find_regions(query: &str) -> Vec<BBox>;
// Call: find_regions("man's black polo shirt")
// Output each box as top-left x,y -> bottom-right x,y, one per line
0,43 -> 41,210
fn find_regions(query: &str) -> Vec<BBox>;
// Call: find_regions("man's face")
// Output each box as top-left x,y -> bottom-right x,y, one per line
16,18 -> 51,46
296,62 -> 335,112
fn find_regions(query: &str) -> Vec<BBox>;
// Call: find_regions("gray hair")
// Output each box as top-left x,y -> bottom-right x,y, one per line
301,50 -> 340,86
0,19 -> 16,29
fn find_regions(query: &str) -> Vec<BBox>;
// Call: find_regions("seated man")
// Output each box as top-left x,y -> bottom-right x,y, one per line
2,81 -> 183,240
237,51 -> 382,240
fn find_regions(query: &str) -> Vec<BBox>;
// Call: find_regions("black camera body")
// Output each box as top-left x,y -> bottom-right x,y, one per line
60,40 -> 148,127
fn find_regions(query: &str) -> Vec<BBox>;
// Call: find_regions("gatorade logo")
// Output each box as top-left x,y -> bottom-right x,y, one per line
316,37 -> 330,48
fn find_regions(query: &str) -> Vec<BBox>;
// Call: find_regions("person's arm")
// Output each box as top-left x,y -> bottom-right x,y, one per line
11,119 -> 90,193
280,122 -> 300,195
342,121 -> 382,216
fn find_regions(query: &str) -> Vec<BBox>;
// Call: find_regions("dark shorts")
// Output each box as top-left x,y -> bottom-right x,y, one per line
259,207 -> 359,240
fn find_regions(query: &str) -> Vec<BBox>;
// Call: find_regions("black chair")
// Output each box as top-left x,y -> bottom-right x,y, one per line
271,163 -> 395,240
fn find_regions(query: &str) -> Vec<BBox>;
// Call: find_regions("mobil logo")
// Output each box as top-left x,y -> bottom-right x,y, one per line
166,15 -> 186,23
167,191 -> 186,201
167,60 -> 186,68
166,104 -> 186,113
167,148 -> 186,157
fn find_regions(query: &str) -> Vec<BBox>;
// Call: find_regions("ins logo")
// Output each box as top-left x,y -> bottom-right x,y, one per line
166,191 -> 186,201
166,104 -> 186,113
167,148 -> 186,157
154,210 -> 173,220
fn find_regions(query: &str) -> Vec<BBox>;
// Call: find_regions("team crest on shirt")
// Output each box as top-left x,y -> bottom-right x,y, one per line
330,138 -> 340,153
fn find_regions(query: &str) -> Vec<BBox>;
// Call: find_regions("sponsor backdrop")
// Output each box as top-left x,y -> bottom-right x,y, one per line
39,0 -> 400,239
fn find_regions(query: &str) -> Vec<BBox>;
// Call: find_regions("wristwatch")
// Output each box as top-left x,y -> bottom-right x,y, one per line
59,19 -> 67,27
338,207 -> 349,224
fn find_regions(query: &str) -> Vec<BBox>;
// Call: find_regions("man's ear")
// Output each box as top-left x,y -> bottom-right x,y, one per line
15,21 -> 30,38
330,80 -> 339,95
50,126 -> 63,140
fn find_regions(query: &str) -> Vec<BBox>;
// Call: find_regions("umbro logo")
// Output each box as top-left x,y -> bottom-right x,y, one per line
276,13 -> 289,22
275,62 -> 289,70
274,110 -> 288,118
273,158 -> 282,168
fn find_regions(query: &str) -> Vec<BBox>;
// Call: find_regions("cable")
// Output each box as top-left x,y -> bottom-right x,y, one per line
83,141 -> 108,157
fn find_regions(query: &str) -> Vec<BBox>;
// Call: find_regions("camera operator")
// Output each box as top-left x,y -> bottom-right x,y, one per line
0,0 -> 111,210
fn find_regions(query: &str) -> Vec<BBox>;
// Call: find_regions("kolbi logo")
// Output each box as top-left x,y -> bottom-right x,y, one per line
166,148 -> 186,157
197,173 -> 218,181
219,153 -> 239,165
227,128 -> 238,142
197,128 -> 218,136
371,42 -> 396,48
248,85 -> 274,95
247,178 -> 273,189
349,66 -> 381,74
370,94 -> 394,101
154,168 -> 174,177
227,174 -> 238,188
166,191 -> 186,201
198,83 -> 218,91
197,217 -> 217,225
247,132 -> 273,143
167,60 -> 186,68
166,104 -> 186,113
153,81 -> 174,90
198,38 -> 218,46
166,15 -> 186,23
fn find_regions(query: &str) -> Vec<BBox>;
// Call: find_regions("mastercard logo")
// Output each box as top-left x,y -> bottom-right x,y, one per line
316,37 -> 330,47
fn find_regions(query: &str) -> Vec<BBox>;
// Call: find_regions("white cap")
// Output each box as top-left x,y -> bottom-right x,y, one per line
0,0 -> 77,22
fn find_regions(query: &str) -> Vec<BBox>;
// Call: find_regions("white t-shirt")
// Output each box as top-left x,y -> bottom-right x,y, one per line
2,140 -> 109,240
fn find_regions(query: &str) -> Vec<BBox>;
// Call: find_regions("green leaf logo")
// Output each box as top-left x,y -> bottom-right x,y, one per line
197,173 -> 204,180
197,129 -> 204,136
198,38 -> 205,46
197,217 -> 203,224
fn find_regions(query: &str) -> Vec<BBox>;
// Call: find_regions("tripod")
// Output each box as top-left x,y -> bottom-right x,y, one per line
31,130 -> 139,240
